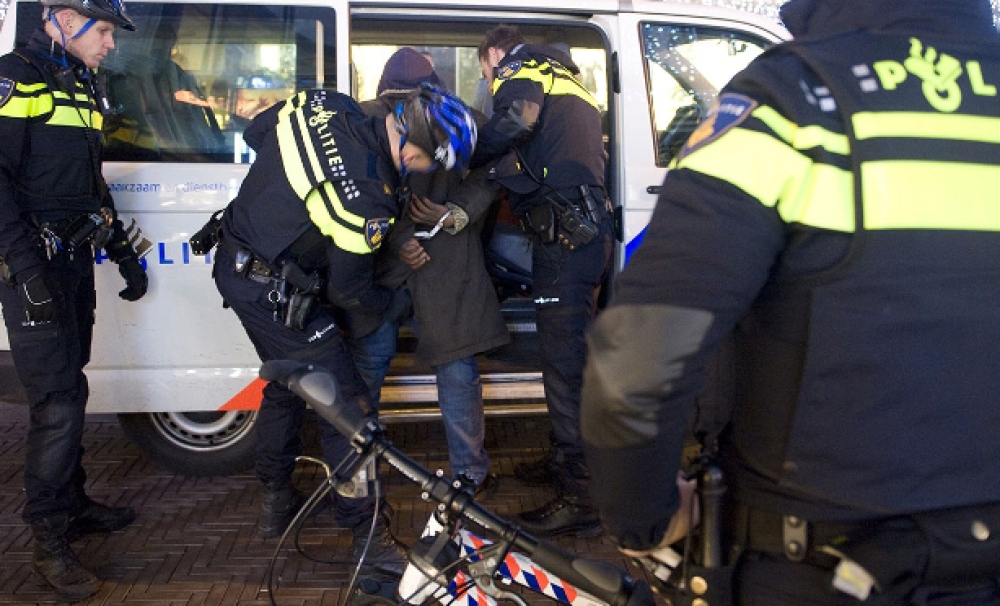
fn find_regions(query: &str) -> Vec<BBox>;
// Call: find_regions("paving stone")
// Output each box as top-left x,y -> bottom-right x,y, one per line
0,409 -> 654,605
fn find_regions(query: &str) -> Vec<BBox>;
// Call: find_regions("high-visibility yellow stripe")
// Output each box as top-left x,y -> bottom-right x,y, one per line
862,161 -> 1000,230
294,104 -> 328,193
276,96 -> 366,230
48,105 -> 99,127
0,93 -> 53,117
854,112 -> 1000,144
15,82 -> 47,93
52,90 -> 92,104
495,61 -> 599,110
305,183 -> 385,254
753,106 -> 850,155
277,100 -> 314,200
679,127 -> 854,231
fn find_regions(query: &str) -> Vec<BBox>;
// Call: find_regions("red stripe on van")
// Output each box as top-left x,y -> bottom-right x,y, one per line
219,378 -> 265,411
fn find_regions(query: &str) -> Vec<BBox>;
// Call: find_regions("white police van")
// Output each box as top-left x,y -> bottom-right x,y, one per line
0,0 -> 788,475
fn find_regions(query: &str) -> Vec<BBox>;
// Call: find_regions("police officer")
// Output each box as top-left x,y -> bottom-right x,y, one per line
472,25 -> 612,537
581,0 -> 1000,604
213,85 -> 477,576
0,0 -> 147,600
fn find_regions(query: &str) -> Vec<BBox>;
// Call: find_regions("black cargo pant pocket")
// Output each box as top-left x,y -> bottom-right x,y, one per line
914,504 -> 1000,588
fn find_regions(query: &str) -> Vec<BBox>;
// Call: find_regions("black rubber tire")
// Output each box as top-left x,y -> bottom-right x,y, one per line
118,410 -> 258,477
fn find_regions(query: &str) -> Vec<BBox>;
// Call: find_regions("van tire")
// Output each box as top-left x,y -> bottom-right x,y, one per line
118,411 -> 258,477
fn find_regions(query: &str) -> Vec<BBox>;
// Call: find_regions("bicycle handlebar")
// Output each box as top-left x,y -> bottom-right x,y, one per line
259,360 -> 655,606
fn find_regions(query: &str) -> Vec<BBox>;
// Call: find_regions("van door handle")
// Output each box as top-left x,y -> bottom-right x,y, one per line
647,185 -> 664,195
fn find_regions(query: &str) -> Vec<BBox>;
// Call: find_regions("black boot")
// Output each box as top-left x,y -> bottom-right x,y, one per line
67,497 -> 136,542
514,446 -> 590,488
259,484 -> 306,538
514,493 -> 602,538
513,452 -> 558,487
351,511 -> 408,577
31,515 -> 101,603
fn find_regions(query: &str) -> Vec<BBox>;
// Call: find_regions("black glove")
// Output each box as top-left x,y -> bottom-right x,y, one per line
117,256 -> 148,301
16,271 -> 58,324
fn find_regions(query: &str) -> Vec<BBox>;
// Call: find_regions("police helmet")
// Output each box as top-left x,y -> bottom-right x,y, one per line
396,83 -> 477,171
40,0 -> 136,31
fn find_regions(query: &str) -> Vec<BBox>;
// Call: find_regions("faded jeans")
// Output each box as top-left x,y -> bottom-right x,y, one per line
348,319 -> 489,484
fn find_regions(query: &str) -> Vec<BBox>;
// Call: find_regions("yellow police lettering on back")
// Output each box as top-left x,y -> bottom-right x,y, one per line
870,37 -> 999,112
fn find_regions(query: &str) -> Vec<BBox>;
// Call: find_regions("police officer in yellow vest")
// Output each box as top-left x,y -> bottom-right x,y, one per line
214,85 -> 477,576
0,0 -> 147,600
473,25 -> 613,538
581,0 -> 1000,604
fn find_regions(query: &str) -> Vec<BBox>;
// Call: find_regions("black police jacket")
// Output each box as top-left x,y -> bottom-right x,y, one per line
580,0 -> 1000,550
0,29 -> 109,278
471,43 -> 605,215
221,89 -> 400,313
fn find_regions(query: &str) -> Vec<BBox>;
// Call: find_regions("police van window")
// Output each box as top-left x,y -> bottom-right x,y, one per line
87,3 -> 337,163
350,19 -> 608,124
641,24 -> 768,167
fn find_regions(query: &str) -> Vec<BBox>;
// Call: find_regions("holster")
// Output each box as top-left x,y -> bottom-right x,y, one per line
523,202 -> 556,244
279,260 -> 324,331
190,210 -> 224,256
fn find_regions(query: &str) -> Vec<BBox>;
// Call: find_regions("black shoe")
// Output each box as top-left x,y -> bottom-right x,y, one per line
351,514 -> 408,577
259,485 -> 306,538
67,498 -> 136,542
513,452 -> 558,487
455,473 -> 500,500
32,532 -> 100,602
514,495 -> 603,538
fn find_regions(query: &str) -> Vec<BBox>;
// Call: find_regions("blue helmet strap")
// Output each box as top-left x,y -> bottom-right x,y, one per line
72,18 -> 97,40
48,10 -> 97,67
394,101 -> 411,178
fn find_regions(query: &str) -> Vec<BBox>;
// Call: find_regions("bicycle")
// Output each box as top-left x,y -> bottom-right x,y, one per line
259,360 -> 685,606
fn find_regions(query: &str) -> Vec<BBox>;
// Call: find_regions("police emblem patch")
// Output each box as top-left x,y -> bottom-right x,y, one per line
497,61 -> 522,81
365,218 -> 392,250
679,93 -> 759,160
0,78 -> 15,110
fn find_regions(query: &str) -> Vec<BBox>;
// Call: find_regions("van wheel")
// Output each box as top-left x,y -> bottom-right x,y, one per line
118,411 -> 258,477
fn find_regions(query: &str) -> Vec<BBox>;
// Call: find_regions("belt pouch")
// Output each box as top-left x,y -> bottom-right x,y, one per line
525,202 -> 556,244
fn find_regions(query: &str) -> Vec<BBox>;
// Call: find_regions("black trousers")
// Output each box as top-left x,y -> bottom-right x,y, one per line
0,250 -> 95,526
530,216 -> 613,487
214,250 -> 377,529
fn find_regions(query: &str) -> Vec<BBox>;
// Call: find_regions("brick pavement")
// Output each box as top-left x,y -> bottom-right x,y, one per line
0,406 -> 645,606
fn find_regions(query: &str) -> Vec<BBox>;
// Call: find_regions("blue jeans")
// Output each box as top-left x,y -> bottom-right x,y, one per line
433,357 -> 488,484
349,319 -> 489,483
346,318 -> 399,406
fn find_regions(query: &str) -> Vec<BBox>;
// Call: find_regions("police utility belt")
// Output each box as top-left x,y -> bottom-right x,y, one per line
521,185 -> 608,250
1,209 -> 116,285
217,235 -> 324,331
37,208 -> 116,260
739,504 -> 1000,600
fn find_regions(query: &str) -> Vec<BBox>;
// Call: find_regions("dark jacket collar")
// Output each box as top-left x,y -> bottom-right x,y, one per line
780,0 -> 997,40
26,28 -> 87,70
